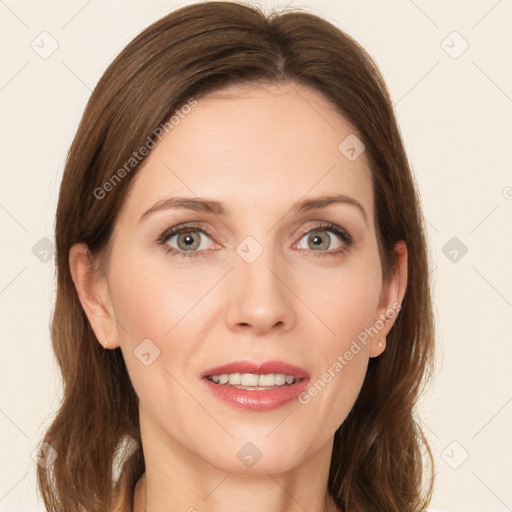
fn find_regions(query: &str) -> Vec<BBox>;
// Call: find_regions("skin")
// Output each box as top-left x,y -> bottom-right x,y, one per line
70,81 -> 407,512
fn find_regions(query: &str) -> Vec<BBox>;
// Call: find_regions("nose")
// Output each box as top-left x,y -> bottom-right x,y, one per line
224,244 -> 296,336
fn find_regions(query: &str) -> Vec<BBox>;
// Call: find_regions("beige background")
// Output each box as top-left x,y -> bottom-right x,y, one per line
1,1 -> 511,511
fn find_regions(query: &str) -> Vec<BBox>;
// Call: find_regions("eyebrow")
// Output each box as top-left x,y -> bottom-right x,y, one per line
139,193 -> 368,225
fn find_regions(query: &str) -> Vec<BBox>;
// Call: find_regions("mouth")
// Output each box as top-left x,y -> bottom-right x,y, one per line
201,360 -> 310,411
205,372 -> 301,390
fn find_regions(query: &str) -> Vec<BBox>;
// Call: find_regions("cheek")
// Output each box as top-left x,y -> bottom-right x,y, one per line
108,251 -> 209,340
109,270 -> 172,339
106,256 -> 206,414
299,253 -> 382,426
106,250 -> 221,387
307,255 -> 383,349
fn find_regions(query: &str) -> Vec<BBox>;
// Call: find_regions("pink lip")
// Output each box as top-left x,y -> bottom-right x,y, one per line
201,360 -> 310,412
201,360 -> 310,379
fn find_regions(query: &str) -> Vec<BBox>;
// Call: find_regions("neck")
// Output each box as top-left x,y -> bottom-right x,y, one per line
135,474 -> 339,512
132,413 -> 339,512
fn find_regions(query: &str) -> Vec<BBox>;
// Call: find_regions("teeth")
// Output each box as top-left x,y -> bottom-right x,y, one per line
241,373 -> 259,386
228,373 -> 241,385
207,373 -> 298,387
258,374 -> 275,386
275,374 -> 286,385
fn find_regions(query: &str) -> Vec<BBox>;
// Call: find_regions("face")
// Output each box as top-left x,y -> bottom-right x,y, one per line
75,81 -> 405,475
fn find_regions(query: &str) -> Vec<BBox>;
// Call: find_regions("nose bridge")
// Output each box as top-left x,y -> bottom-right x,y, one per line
225,232 -> 294,333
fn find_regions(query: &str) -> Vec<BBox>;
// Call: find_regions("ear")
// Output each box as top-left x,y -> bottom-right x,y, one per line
369,240 -> 408,357
68,243 -> 120,349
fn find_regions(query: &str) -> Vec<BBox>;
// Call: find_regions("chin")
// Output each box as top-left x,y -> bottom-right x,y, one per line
196,433 -> 311,475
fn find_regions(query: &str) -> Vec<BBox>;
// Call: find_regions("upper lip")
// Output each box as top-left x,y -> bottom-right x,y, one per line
201,360 -> 310,379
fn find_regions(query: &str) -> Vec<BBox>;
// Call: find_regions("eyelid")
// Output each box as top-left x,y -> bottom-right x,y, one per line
295,221 -> 353,244
157,220 -> 354,258
157,222 -> 213,240
158,221 -> 352,242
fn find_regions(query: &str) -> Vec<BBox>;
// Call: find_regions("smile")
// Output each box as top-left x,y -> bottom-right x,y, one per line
201,360 -> 310,411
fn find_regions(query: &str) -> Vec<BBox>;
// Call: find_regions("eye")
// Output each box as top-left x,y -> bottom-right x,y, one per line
157,223 -> 214,258
157,221 -> 353,259
294,222 -> 353,257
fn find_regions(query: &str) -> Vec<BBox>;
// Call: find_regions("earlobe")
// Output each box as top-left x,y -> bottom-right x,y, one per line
68,243 -> 120,349
369,240 -> 408,358
370,336 -> 386,357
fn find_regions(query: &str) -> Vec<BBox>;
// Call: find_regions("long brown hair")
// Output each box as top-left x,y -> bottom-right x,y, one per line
37,2 -> 435,510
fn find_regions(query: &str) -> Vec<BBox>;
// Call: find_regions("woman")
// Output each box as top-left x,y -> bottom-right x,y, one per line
37,1 -> 435,511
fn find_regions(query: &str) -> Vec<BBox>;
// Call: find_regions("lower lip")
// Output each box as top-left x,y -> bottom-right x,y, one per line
202,378 -> 310,412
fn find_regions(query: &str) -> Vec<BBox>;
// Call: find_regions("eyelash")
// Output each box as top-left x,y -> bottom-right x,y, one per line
156,221 -> 353,259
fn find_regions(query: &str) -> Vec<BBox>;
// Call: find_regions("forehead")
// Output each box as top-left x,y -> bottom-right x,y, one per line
121,81 -> 374,224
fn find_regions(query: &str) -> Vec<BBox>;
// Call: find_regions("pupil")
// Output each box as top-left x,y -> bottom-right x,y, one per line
178,232 -> 200,250
309,231 -> 329,250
